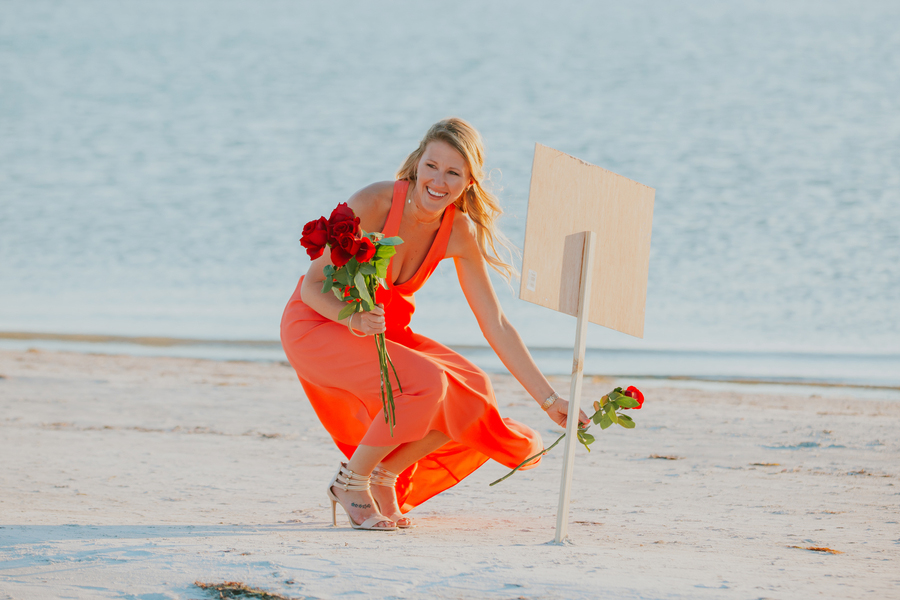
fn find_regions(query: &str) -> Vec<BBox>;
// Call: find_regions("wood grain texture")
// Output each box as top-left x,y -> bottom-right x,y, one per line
519,144 -> 655,338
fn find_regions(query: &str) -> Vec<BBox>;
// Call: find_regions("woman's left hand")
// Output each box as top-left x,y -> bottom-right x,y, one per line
546,397 -> 590,429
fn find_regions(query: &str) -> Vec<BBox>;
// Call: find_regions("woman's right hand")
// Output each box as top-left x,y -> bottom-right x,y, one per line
545,397 -> 590,429
348,303 -> 386,336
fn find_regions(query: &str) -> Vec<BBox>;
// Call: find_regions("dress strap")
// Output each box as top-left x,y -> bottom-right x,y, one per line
430,203 -> 456,261
383,180 -> 409,237
405,203 -> 456,288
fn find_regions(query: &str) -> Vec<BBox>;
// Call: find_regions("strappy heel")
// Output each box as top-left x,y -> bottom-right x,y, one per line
370,465 -> 413,529
326,463 -> 397,531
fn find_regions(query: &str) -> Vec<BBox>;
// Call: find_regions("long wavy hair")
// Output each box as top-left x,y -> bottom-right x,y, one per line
396,117 -> 518,282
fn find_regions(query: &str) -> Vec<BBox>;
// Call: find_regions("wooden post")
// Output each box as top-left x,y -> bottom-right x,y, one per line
554,230 -> 596,543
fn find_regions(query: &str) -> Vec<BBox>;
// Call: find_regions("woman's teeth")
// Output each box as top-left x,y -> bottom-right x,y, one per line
426,187 -> 447,198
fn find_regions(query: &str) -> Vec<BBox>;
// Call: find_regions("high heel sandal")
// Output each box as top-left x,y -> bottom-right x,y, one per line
370,465 -> 413,529
326,463 -> 397,531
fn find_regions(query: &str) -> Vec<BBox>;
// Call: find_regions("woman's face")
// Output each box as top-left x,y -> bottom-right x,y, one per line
414,140 -> 471,214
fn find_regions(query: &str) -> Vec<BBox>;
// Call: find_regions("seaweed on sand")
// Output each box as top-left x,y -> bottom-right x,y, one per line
194,581 -> 297,600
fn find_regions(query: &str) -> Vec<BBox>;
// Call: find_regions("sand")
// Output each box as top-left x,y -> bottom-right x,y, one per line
1,349 -> 898,599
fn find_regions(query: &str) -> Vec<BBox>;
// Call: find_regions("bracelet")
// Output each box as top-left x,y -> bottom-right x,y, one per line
347,312 -> 366,337
541,392 -> 560,411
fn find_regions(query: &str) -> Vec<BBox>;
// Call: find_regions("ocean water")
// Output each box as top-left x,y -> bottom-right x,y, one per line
1,1 -> 899,385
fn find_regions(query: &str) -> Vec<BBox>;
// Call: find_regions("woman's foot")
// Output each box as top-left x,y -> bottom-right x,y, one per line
330,486 -> 395,529
370,465 -> 413,528
326,463 -> 395,530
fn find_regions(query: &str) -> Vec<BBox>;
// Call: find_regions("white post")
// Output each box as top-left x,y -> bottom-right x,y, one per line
554,230 -> 596,543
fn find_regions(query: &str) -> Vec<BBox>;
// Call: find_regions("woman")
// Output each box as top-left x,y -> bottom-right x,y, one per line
281,118 -> 588,531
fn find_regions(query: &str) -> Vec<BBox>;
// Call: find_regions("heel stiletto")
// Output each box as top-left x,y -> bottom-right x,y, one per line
326,463 -> 397,531
370,465 -> 413,529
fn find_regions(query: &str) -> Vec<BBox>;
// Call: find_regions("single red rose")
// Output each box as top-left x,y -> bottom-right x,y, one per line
622,386 -> 644,409
330,245 -> 352,267
329,202 -> 357,226
300,216 -> 329,260
355,237 -> 377,263
330,232 -> 361,267
338,231 -> 361,255
328,219 -> 360,246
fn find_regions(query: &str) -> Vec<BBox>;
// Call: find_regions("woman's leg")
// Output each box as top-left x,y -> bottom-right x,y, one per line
381,430 -> 451,474
369,430 -> 451,519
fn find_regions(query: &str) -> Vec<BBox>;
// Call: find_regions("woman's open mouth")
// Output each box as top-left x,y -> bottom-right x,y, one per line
426,186 -> 447,199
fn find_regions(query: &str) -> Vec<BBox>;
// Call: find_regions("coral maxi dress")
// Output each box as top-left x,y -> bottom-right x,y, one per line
280,180 -> 543,512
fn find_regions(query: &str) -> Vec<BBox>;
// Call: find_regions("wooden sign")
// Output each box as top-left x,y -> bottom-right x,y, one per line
518,143 -> 655,543
520,144 -> 655,338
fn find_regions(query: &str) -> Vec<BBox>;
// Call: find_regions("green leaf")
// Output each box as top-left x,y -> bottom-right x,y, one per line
608,391 -> 623,402
332,287 -> 345,301
321,276 -> 333,294
618,414 -> 634,422
618,397 -> 639,408
355,272 -> 373,306
323,265 -> 335,276
379,236 -> 403,246
359,263 -> 376,275
333,268 -> 351,286
618,419 -> 635,429
337,302 -> 358,321
599,415 -> 613,429
579,432 -> 595,445
375,260 -> 389,279
604,403 -> 614,414
346,259 -> 359,278
591,411 -> 603,425
375,245 -> 396,260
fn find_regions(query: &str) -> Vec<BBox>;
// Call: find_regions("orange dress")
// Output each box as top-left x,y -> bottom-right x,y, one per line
280,180 -> 543,512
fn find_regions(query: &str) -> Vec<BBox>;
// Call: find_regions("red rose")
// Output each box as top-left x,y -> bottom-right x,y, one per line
328,219 -> 360,246
355,237 -> 376,263
300,217 -> 329,260
327,203 -> 360,240
622,386 -> 644,409
329,202 -> 357,226
330,232 -> 361,267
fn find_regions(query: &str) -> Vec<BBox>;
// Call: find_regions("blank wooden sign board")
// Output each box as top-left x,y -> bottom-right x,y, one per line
520,143 -> 655,336
520,143 -> 655,543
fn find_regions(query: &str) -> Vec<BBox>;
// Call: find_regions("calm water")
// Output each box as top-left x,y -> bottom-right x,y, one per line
2,1 -> 899,384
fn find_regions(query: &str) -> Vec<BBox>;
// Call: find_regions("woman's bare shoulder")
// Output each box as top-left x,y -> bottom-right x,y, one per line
447,208 -> 481,259
347,181 -> 395,231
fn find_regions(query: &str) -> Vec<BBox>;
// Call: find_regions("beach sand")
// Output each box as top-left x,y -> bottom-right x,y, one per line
1,349 -> 897,599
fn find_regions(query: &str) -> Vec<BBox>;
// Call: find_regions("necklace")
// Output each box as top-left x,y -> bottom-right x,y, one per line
405,186 -> 442,225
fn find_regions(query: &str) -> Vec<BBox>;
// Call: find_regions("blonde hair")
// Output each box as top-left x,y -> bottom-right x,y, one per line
396,117 -> 519,282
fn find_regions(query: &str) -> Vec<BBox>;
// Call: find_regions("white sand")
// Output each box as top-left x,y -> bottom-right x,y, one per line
1,349 -> 898,599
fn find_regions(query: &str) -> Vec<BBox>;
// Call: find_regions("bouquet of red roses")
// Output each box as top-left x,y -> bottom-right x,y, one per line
490,386 -> 645,485
300,203 -> 403,435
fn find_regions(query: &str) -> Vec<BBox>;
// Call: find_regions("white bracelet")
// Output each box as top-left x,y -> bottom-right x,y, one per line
347,312 -> 366,337
541,392 -> 560,411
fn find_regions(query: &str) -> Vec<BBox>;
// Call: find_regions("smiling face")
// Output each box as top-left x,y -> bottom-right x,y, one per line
413,140 -> 471,215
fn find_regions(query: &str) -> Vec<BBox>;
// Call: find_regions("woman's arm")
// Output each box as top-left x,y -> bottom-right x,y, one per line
452,217 -> 589,428
299,182 -> 393,336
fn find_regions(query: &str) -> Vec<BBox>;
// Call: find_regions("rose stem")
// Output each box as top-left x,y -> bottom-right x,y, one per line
489,432 -> 566,486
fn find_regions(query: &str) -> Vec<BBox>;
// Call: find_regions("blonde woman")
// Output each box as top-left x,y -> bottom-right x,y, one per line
281,118 -> 588,531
